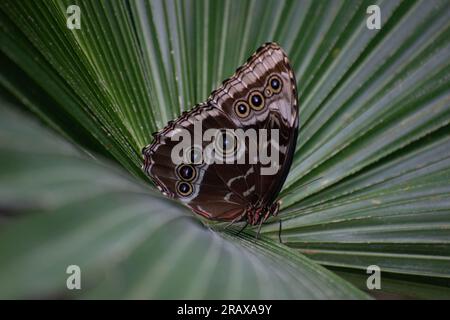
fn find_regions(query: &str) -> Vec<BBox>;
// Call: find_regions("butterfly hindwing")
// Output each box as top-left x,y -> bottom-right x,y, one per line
143,103 -> 256,221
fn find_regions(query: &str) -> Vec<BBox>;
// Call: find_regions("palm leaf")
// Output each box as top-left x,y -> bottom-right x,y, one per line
0,102 -> 366,299
1,0 -> 449,298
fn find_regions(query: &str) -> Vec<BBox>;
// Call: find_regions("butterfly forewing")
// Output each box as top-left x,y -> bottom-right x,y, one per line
209,43 -> 298,208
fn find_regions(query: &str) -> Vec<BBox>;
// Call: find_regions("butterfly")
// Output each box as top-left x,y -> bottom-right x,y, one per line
142,42 -> 298,240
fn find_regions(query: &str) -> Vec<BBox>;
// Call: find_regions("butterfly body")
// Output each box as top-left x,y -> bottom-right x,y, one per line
142,43 -> 298,231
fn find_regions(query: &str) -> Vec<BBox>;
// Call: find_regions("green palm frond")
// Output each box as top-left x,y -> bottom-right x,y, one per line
1,0 -> 449,298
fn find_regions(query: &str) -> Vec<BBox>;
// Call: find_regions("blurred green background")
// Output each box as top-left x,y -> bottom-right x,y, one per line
0,0 -> 449,299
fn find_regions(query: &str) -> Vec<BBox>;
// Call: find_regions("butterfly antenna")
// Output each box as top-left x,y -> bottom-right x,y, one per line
283,176 -> 323,197
275,178 -> 324,242
278,219 -> 283,243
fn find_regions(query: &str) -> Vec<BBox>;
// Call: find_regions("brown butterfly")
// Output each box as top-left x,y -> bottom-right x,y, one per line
142,43 -> 298,240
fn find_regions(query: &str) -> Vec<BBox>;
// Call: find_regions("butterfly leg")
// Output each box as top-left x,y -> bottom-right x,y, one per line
256,220 -> 264,240
223,210 -> 247,230
255,209 -> 272,240
236,221 -> 249,236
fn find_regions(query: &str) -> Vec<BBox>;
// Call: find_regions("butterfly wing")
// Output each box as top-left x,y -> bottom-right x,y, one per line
143,103 -> 256,221
143,42 -> 298,221
209,42 -> 298,208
